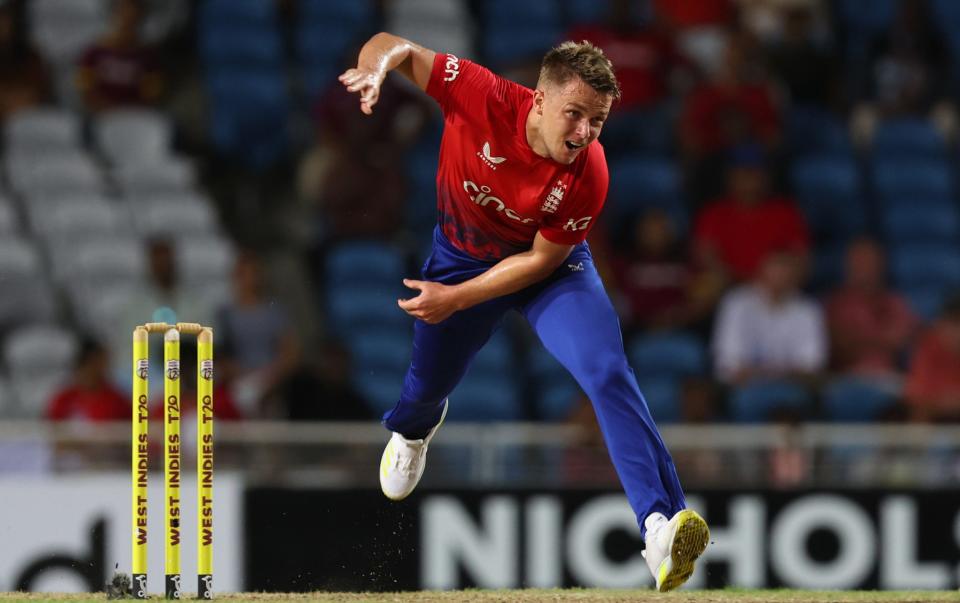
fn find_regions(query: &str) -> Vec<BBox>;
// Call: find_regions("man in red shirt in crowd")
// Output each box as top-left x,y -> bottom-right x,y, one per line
340,32 -> 708,590
46,338 -> 127,421
693,144 -> 809,283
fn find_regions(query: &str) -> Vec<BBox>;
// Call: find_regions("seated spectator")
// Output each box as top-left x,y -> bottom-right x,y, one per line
679,32 -> 781,203
566,0 -> 694,152
654,0 -> 735,76
610,209 -> 722,334
852,0 -> 956,143
217,250 -> 301,417
46,337 -> 127,421
905,295 -> 960,422
693,145 -> 809,283
712,250 -> 826,385
283,339 -> 371,421
0,0 -> 50,120
119,238 -> 214,386
77,0 -> 163,113
760,1 -> 841,109
826,238 -> 918,382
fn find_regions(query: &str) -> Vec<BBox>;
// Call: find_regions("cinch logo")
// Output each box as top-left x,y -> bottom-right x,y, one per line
477,142 -> 506,170
463,180 -> 536,224
563,216 -> 592,232
443,54 -> 461,82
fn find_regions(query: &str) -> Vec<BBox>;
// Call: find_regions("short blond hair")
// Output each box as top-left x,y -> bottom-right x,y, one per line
539,41 -> 621,100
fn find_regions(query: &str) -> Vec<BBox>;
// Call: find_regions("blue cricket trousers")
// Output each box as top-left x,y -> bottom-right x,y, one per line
383,226 -> 686,537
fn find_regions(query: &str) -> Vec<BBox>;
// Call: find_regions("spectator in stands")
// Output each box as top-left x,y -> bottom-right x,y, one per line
653,0 -> 734,76
905,295 -> 960,422
826,238 -> 918,382
283,339 -> 371,421
123,238 -> 214,332
610,209 -> 722,334
679,32 -> 781,203
760,1 -> 841,109
712,249 -> 826,385
299,59 -> 430,242
46,337 -> 127,421
216,250 -> 300,417
566,0 -> 694,152
852,0 -> 956,143
0,0 -> 50,120
77,0 -> 163,113
692,144 -> 809,284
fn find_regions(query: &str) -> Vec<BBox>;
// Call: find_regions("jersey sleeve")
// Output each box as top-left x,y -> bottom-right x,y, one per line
426,52 -> 514,117
538,146 -> 609,246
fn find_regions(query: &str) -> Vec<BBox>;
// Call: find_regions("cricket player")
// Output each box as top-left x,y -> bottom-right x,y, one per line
340,33 -> 709,591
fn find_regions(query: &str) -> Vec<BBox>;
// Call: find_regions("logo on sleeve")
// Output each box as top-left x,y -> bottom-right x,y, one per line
477,142 -> 506,170
443,54 -> 461,82
563,217 -> 592,231
541,180 -> 567,213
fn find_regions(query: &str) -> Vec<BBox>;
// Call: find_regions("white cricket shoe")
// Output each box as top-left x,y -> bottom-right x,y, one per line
379,399 -> 448,501
642,509 -> 710,592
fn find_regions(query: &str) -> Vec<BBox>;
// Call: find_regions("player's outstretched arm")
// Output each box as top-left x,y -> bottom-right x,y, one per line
398,233 -> 574,324
338,32 -> 436,114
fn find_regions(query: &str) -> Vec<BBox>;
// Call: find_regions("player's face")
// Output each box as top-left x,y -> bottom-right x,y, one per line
537,77 -> 612,164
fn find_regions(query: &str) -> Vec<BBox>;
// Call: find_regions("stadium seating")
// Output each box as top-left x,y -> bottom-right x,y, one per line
482,0 -> 561,67
881,201 -> 960,245
890,244 -> 960,289
638,377 -> 681,424
786,106 -> 853,155
870,158 -> 952,201
628,332 -> 706,380
4,107 -> 82,151
326,242 -> 406,287
114,158 -> 197,195
729,380 -> 813,423
822,377 -> 899,422
872,118 -> 948,160
606,155 -> 686,230
93,109 -> 174,167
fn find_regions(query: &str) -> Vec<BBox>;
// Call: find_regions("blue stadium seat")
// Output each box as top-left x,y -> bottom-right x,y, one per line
325,241 -> 406,287
881,201 -> 960,245
902,286 -> 944,321
786,107 -> 853,155
871,159 -> 952,200
300,0 -> 374,26
628,332 -> 706,380
200,25 -> 283,68
564,0 -> 611,25
482,0 -> 561,66
810,242 -> 848,292
822,377 -> 898,422
890,244 -> 960,289
729,380 -> 812,423
207,70 -> 290,168
448,373 -> 522,421
638,377 -> 681,424
200,0 -> 278,27
873,118 -> 948,159
536,378 -> 581,421
327,285 -> 412,334
607,155 -> 686,230
349,329 -> 410,415
470,330 -> 513,375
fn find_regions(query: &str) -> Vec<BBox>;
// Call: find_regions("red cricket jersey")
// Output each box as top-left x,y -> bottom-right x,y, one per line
425,52 -> 609,261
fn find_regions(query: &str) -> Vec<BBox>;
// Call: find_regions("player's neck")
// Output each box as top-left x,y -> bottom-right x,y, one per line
524,107 -> 551,159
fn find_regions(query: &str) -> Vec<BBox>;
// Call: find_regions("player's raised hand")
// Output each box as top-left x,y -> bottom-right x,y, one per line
338,67 -> 384,115
398,279 -> 462,324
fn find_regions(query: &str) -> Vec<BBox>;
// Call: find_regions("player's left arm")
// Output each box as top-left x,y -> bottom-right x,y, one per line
398,232 -> 573,324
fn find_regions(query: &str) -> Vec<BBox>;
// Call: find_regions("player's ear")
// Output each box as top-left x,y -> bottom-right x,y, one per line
533,89 -> 545,115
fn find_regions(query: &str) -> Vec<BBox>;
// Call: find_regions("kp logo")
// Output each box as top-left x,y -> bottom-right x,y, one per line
166,360 -> 180,381
200,360 -> 213,381
562,216 -> 592,232
136,359 -> 149,380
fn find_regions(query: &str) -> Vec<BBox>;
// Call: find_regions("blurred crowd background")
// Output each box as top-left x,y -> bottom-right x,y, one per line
4,0 -> 960,436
